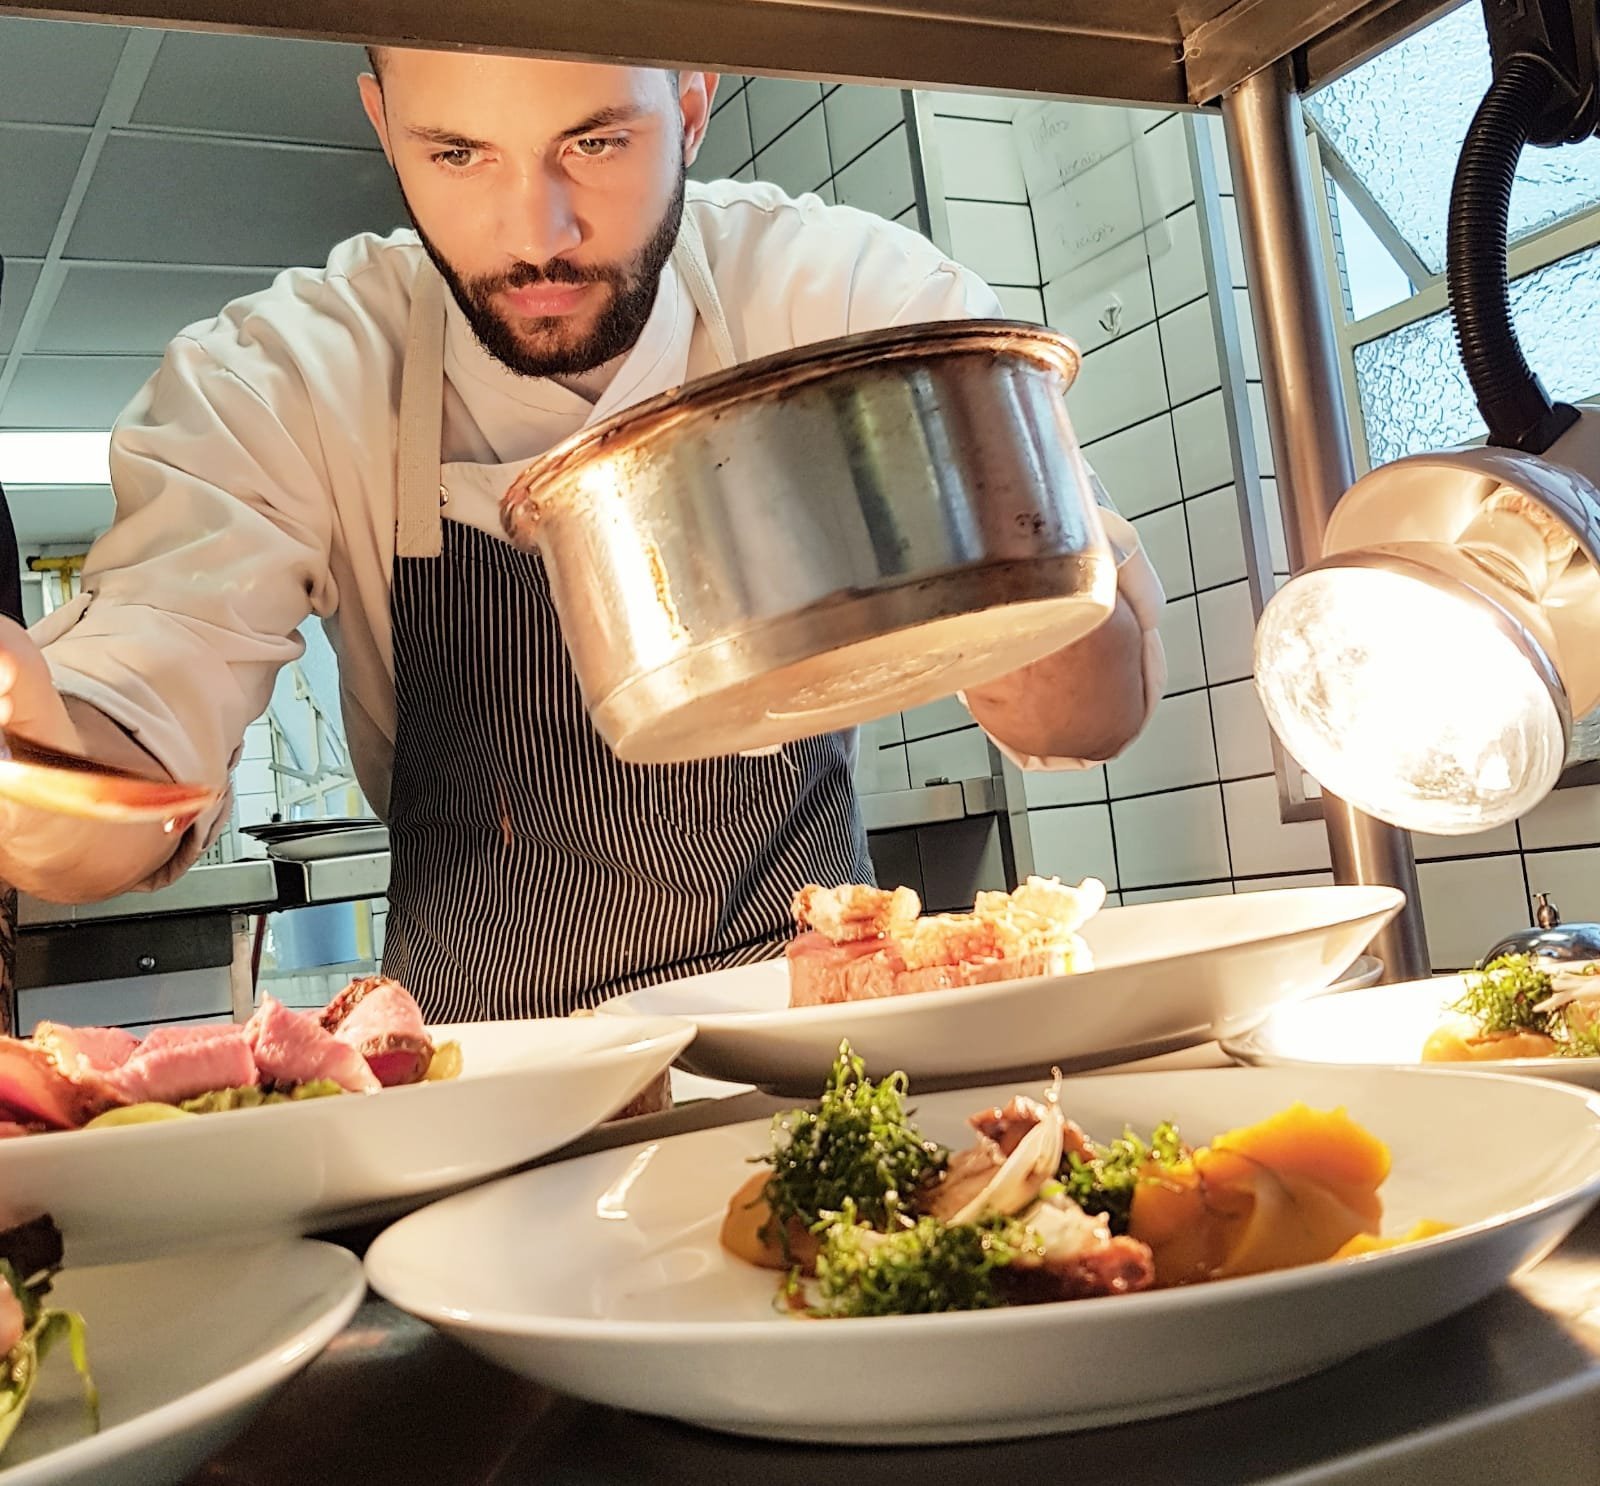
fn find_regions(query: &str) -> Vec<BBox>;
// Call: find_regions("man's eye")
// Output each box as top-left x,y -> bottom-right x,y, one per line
433,148 -> 476,168
571,136 -> 622,158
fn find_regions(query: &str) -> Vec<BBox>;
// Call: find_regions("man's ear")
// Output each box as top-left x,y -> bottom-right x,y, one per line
358,72 -> 394,166
680,72 -> 718,165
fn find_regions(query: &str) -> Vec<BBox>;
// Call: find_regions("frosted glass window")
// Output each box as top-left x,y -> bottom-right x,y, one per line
1306,4 -> 1600,275
1330,181 -> 1412,320
1353,243 -> 1600,465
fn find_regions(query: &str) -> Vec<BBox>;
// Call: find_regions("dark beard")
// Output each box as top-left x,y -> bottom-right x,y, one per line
405,167 -> 686,379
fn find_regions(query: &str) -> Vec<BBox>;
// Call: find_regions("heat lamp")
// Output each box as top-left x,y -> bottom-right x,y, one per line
1255,0 -> 1600,835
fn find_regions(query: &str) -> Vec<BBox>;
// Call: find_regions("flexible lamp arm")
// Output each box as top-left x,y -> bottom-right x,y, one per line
1448,0 -> 1599,454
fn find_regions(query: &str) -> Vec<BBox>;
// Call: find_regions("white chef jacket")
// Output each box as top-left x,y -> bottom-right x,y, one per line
32,179 -> 1165,889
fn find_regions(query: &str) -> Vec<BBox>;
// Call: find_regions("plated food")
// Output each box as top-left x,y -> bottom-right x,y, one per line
365,1056 -> 1600,1443
720,1043 -> 1445,1316
786,877 -> 1103,1006
0,1215 -> 94,1465
1422,954 -> 1600,1062
0,1011 -> 692,1265
0,1240 -> 362,1486
600,884 -> 1406,1091
1223,964 -> 1600,1090
0,977 -> 454,1138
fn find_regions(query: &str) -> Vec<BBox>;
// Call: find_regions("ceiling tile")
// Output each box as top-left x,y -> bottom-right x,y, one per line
0,126 -> 90,258
3,484 -> 115,546
131,33 -> 378,148
0,17 -> 127,127
0,355 -> 161,429
39,265 -> 278,354
0,261 -> 43,353
65,135 -> 406,267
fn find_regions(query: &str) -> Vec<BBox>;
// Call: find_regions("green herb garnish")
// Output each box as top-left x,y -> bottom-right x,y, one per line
1448,954 -> 1600,1058
1060,1121 -> 1185,1234
809,1200 -> 1035,1317
0,1231 -> 96,1459
762,1042 -> 946,1239
1452,954 -> 1557,1036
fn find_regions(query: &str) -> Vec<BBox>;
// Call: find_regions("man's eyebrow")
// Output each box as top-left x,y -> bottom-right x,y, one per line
561,102 -> 652,136
404,125 -> 494,149
402,104 -> 650,151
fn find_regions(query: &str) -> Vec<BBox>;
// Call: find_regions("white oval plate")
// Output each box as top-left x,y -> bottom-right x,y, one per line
1,1239 -> 362,1485
366,1065 -> 1600,1444
598,886 -> 1403,1092
0,1015 -> 693,1264
1222,977 -> 1600,1090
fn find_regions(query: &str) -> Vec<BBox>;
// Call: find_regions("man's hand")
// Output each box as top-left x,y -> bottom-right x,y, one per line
0,618 -> 189,903
964,593 -> 1147,764
0,617 -> 84,755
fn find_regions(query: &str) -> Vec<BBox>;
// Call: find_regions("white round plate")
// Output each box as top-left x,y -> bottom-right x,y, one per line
366,1065 -> 1600,1444
1223,977 -> 1600,1090
1,1240 -> 362,1485
0,1015 -> 692,1264
598,886 -> 1403,1091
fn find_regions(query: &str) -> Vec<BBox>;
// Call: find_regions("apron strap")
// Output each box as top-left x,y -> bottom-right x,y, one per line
396,260 -> 448,559
670,208 -> 739,372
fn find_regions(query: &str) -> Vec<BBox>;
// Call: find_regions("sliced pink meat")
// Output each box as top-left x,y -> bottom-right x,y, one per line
321,977 -> 433,1086
32,1023 -> 139,1076
0,1038 -> 122,1129
247,996 -> 380,1094
108,1024 -> 258,1105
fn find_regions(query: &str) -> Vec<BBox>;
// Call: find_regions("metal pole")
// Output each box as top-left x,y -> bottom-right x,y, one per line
1222,57 -> 1431,983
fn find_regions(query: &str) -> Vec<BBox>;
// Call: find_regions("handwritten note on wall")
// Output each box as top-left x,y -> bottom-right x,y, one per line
1011,101 -> 1173,294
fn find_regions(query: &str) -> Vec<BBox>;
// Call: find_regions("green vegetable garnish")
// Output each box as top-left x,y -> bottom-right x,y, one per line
1452,954 -> 1557,1036
761,1042 -> 946,1242
178,1079 -> 345,1114
809,1200 -> 1036,1317
1450,954 -> 1600,1058
1060,1121 -> 1186,1234
0,1242 -> 97,1458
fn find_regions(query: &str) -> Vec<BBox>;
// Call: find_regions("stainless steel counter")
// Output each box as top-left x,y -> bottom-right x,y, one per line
17,860 -> 279,928
183,1079 -> 1600,1486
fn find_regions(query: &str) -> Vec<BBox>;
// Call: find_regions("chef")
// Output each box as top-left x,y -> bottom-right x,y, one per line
0,51 -> 1165,1021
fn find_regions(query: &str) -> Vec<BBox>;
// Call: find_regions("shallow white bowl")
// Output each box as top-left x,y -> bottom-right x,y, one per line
366,1063 -> 1600,1444
1223,976 -> 1600,1090
600,886 -> 1403,1091
1,1240 -> 362,1485
0,1015 -> 693,1264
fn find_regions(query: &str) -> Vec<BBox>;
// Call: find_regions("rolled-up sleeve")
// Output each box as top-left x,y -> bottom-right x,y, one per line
31,335 -> 338,868
861,245 -> 1167,772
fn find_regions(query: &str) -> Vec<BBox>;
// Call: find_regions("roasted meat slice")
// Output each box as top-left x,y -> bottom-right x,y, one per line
0,1039 -> 123,1129
320,976 -> 434,1086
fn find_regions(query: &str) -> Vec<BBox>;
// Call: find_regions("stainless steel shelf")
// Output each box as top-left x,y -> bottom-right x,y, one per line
17,859 -> 279,927
272,850 -> 390,908
860,776 -> 998,832
0,0 -> 1455,108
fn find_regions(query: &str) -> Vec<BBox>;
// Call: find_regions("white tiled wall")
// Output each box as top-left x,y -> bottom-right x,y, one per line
694,75 -> 919,229
695,82 -> 1592,971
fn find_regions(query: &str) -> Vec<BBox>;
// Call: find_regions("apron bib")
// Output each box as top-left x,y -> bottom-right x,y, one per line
380,218 -> 872,1020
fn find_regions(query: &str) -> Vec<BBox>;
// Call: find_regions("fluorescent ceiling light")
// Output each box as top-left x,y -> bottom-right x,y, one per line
0,432 -> 112,488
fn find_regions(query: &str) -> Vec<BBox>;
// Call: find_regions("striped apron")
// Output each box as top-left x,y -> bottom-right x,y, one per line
379,215 -> 874,1022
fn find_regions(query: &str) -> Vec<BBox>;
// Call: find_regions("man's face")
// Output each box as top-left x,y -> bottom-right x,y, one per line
360,54 -> 715,377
